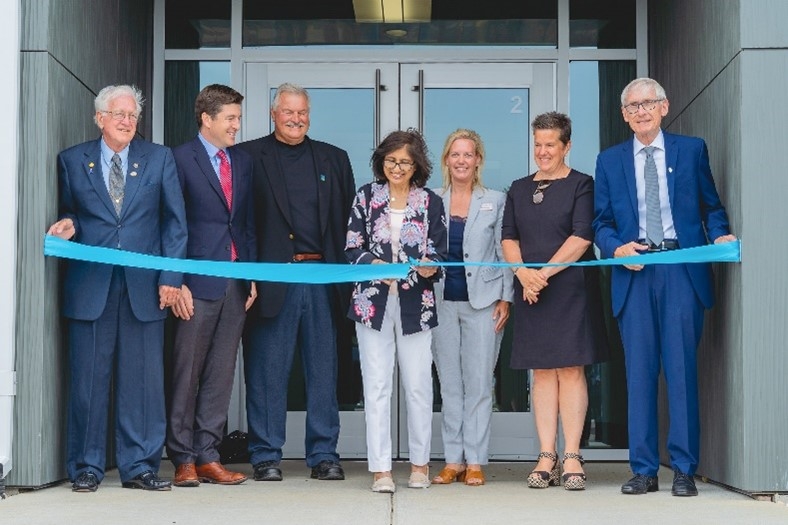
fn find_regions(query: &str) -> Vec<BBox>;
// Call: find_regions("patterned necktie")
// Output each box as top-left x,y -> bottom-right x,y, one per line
643,146 -> 664,246
216,150 -> 237,261
109,153 -> 125,216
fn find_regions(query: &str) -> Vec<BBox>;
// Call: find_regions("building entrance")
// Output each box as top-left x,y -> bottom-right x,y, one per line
232,61 -> 556,461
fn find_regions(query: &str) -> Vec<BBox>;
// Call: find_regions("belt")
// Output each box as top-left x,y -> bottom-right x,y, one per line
637,239 -> 679,252
293,252 -> 324,262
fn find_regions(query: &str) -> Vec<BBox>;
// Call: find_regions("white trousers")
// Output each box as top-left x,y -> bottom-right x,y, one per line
432,300 -> 501,464
356,294 -> 433,472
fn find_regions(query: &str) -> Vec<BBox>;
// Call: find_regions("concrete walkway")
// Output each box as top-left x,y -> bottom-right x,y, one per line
2,461 -> 786,525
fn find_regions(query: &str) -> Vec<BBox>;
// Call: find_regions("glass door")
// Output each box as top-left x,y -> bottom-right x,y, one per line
239,61 -> 554,460
241,62 -> 400,458
399,62 -> 555,461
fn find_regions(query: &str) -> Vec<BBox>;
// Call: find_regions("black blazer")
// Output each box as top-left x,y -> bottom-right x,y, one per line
173,137 -> 257,301
236,133 -> 356,318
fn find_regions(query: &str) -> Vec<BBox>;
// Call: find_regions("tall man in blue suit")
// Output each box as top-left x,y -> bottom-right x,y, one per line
237,83 -> 355,482
593,78 -> 736,497
167,84 -> 257,487
47,85 -> 187,492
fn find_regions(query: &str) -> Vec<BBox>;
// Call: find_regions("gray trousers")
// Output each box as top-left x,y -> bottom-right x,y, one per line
432,301 -> 502,465
166,280 -> 247,466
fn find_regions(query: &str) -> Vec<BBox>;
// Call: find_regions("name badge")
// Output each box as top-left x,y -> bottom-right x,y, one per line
480,202 -> 493,211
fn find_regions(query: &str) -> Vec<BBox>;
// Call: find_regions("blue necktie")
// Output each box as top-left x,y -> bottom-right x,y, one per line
643,146 -> 663,246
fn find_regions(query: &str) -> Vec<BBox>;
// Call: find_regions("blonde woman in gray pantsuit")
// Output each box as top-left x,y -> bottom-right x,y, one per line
431,129 -> 513,486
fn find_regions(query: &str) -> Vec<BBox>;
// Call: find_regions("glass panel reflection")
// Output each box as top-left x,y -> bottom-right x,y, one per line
164,61 -> 231,147
165,0 -> 231,49
569,60 -> 635,449
569,0 -> 636,49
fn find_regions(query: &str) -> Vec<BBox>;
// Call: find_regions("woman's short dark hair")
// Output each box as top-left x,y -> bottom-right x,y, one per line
531,111 -> 572,145
371,129 -> 433,188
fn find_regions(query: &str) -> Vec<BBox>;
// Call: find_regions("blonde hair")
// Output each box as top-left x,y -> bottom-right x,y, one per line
440,128 -> 485,190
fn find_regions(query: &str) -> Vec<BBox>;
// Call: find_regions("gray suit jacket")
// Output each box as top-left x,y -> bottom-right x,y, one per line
434,186 -> 514,310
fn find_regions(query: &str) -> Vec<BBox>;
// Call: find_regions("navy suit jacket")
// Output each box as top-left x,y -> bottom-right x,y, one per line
173,137 -> 257,300
57,137 -> 187,322
236,133 -> 356,318
593,131 -> 732,316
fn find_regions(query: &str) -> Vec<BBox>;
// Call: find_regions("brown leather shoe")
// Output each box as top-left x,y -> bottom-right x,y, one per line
196,462 -> 247,485
173,463 -> 200,487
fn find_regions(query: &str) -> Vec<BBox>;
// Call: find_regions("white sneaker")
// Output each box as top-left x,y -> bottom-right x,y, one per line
372,476 -> 396,493
408,471 -> 431,489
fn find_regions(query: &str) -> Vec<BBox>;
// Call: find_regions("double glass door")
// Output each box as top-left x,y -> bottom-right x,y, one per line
234,61 -> 555,461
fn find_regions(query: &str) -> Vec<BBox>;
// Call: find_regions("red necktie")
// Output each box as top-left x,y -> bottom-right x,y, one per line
216,150 -> 237,261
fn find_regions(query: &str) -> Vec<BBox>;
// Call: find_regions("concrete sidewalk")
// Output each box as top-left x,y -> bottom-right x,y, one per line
1,461 -> 786,525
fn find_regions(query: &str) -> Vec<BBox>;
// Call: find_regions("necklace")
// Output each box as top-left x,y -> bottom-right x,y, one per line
532,180 -> 552,204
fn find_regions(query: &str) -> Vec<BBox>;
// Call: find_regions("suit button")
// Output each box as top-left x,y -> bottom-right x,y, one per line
289,233 -> 294,240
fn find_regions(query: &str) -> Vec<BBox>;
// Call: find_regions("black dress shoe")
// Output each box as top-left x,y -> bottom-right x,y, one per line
253,460 -> 283,481
122,471 -> 172,491
72,471 -> 99,492
310,460 -> 345,481
671,469 -> 698,496
621,474 -> 659,494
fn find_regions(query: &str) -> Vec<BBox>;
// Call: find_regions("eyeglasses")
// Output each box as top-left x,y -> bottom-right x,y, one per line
532,181 -> 552,204
383,159 -> 415,171
623,99 -> 664,115
103,110 -> 139,122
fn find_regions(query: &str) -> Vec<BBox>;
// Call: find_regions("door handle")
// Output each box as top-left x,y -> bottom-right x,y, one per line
411,69 -> 424,133
374,68 -> 387,148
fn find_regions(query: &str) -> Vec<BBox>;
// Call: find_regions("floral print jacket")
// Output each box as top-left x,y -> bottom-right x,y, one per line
345,182 -> 447,335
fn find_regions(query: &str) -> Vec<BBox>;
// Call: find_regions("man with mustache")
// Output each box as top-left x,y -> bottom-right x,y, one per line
237,83 -> 355,482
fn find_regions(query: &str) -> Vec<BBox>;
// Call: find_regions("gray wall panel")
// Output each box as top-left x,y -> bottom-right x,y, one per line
739,49 -> 788,491
12,0 -> 154,487
12,51 -> 50,487
741,0 -> 788,48
673,58 -> 744,487
649,0 -> 740,120
20,0 -> 48,51
653,0 -> 788,492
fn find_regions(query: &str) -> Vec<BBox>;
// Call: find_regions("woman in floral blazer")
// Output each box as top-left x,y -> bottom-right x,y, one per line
345,129 -> 447,493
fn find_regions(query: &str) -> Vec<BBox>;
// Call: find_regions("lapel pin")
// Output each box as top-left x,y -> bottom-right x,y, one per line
320,174 -> 326,182
133,163 -> 139,168
130,171 -> 138,177
88,162 -> 94,168
668,167 -> 673,173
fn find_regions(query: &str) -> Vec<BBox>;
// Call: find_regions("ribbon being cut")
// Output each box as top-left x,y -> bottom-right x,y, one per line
43,235 -> 740,284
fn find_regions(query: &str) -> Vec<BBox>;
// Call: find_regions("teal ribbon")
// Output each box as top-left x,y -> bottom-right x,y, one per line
44,235 -> 740,284
43,235 -> 409,283
421,240 -> 741,268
